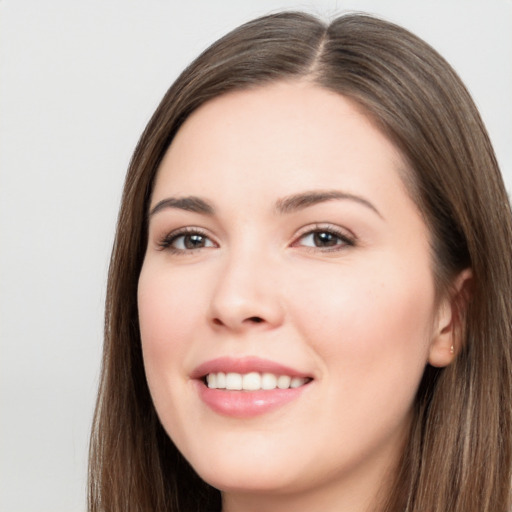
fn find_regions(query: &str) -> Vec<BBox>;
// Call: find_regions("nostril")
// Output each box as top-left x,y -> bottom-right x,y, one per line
210,315 -> 266,328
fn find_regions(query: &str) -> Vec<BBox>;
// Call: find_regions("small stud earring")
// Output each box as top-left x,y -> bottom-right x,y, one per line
450,345 -> 455,354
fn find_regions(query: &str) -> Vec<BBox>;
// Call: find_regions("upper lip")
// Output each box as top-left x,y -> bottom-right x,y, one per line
190,356 -> 312,380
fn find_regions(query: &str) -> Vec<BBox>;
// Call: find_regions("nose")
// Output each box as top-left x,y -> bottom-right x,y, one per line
208,250 -> 285,332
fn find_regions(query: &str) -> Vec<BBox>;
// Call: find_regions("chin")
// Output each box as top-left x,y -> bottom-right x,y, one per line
187,448 -> 303,494
201,470 -> 299,496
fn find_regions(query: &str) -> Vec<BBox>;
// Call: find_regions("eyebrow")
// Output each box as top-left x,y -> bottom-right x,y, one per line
149,190 -> 382,219
150,196 -> 215,217
275,190 -> 383,218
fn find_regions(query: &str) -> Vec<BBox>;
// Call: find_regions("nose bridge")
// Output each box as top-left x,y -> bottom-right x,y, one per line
209,238 -> 283,330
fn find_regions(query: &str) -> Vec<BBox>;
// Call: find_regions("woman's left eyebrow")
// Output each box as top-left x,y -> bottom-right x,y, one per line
275,190 -> 383,219
149,196 -> 215,217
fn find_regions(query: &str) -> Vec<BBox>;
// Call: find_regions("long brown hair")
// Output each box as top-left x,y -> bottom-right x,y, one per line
88,12 -> 512,512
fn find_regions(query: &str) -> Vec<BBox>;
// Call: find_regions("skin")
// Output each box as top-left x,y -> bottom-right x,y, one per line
137,81 -> 459,512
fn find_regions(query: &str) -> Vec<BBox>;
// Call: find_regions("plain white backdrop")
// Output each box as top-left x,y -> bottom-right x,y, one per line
0,1 -> 510,511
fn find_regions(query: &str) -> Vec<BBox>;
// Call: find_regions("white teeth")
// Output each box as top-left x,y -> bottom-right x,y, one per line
242,372 -> 261,390
261,372 -> 277,390
226,372 -> 243,390
290,377 -> 305,388
205,372 -> 309,391
207,373 -> 217,389
216,371 -> 226,388
277,375 -> 291,389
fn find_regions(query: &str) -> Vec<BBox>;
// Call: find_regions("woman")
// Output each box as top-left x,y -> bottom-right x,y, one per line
88,11 -> 512,512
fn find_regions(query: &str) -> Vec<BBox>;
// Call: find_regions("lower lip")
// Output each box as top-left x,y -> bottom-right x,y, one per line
194,381 -> 310,418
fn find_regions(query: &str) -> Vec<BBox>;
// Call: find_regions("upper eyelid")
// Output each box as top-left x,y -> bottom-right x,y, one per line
293,223 -> 356,240
157,226 -> 217,248
158,225 -> 212,238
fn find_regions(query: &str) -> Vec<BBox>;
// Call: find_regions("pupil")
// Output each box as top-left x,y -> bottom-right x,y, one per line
184,234 -> 204,249
314,232 -> 337,247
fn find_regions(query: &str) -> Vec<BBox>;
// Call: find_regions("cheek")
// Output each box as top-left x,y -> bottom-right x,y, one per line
137,262 -> 211,447
137,264 -> 203,384
300,270 -> 435,453
289,258 -> 436,395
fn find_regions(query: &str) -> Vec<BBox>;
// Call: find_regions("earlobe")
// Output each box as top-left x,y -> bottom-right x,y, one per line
428,268 -> 473,368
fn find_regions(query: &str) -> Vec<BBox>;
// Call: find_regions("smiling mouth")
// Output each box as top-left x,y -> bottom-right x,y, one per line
204,371 -> 312,391
194,359 -> 313,417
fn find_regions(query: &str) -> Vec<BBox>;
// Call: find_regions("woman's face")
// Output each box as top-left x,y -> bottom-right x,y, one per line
138,82 -> 453,507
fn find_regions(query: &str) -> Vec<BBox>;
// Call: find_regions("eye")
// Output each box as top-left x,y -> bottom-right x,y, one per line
158,228 -> 216,253
294,226 -> 355,251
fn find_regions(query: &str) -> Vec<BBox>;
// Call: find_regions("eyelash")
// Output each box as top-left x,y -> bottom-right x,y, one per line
157,227 -> 216,254
293,224 -> 356,252
157,224 -> 356,254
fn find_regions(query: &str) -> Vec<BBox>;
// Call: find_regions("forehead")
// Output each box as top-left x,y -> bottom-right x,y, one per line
152,81 -> 412,213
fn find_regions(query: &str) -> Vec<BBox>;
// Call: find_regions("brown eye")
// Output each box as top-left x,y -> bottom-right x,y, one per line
159,230 -> 216,252
296,228 -> 354,250
180,234 -> 209,249
312,231 -> 339,247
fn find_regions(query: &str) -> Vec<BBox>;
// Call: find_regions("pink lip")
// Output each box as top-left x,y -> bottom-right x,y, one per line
190,356 -> 310,379
190,357 -> 312,418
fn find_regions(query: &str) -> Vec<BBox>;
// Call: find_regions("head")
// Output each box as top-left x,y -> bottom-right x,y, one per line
89,12 -> 512,512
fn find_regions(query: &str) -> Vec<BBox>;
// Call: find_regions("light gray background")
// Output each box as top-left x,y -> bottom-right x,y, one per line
1,1 -> 511,511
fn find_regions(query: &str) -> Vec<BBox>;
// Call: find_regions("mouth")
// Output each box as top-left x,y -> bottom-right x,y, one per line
192,357 -> 314,417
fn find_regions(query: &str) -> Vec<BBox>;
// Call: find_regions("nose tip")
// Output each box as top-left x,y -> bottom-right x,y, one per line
208,258 -> 284,332
210,296 -> 283,331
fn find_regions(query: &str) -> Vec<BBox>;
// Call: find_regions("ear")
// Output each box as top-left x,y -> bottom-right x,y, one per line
428,268 -> 473,368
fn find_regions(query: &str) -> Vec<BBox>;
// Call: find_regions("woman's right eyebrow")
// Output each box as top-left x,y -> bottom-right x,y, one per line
149,196 -> 215,217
